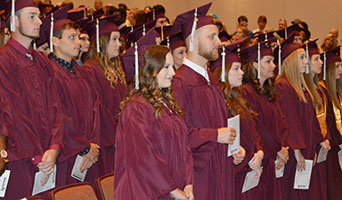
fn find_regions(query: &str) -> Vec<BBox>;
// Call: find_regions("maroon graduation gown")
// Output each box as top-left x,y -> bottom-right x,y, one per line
172,64 -> 234,200
0,38 -> 63,199
241,83 -> 288,200
114,94 -> 193,200
48,59 -> 102,186
233,111 -> 263,200
320,85 -> 342,200
82,59 -> 127,176
276,77 -> 324,200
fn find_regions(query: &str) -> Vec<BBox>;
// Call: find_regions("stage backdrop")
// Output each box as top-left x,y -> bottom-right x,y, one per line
52,0 -> 342,43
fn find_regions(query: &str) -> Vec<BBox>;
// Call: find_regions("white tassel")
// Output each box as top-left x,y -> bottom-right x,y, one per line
134,43 -> 139,89
142,24 -> 146,36
221,46 -> 226,82
265,34 -> 268,42
50,13 -> 54,53
305,44 -> 310,74
278,41 -> 282,75
285,28 -> 288,39
153,9 -> 155,21
166,37 -> 170,48
258,43 -> 261,79
323,52 -> 326,81
189,8 -> 198,52
10,0 -> 15,32
96,19 -> 100,53
33,41 -> 37,50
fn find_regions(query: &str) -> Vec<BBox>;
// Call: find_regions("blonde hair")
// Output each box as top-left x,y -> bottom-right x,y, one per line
277,49 -> 321,109
321,63 -> 342,112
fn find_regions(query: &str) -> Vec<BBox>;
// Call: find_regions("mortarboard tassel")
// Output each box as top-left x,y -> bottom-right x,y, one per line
221,46 -> 226,82
323,52 -> 326,81
285,28 -> 288,39
305,44 -> 310,74
96,19 -> 100,53
33,41 -> 37,50
265,34 -> 268,42
258,43 -> 261,79
10,0 -> 15,32
50,13 -> 54,53
161,26 -> 164,41
142,24 -> 146,36
134,43 -> 139,89
189,8 -> 198,52
166,37 -> 170,48
153,9 -> 155,21
278,40 -> 282,75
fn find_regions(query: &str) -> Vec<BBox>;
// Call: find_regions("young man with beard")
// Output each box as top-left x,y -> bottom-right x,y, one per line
172,3 -> 246,200
0,0 -> 63,199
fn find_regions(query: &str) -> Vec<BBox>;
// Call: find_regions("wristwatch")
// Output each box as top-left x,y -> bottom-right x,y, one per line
0,149 -> 7,159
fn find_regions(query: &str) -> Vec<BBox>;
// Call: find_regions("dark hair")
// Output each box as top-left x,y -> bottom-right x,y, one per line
134,10 -> 147,26
257,15 -> 267,23
153,4 -> 166,14
61,1 -> 74,10
238,15 -> 248,23
113,9 -> 127,26
120,45 -> 183,118
213,63 -> 257,119
118,3 -> 128,10
53,23 -> 80,39
104,5 -> 117,16
242,60 -> 276,101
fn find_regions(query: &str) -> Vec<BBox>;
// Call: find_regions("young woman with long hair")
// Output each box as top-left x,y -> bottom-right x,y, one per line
115,45 -> 194,200
212,44 -> 264,200
318,46 -> 342,200
240,41 -> 289,200
275,38 -> 324,200
82,16 -> 127,177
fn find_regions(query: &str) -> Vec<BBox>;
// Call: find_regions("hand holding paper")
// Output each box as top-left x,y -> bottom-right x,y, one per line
217,127 -> 236,144
233,146 -> 246,165
249,150 -> 264,171
294,149 -> 306,171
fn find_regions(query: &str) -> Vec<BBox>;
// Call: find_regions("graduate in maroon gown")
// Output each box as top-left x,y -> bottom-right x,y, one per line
115,45 -> 194,200
303,40 -> 331,200
240,40 -> 289,200
211,41 -> 264,200
318,46 -> 342,200
82,15 -> 127,176
171,3 -> 246,200
41,9 -> 102,186
274,35 -> 324,200
0,1 -> 63,199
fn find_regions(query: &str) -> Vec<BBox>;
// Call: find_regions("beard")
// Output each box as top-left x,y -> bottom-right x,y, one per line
198,42 -> 219,61
19,22 -> 40,40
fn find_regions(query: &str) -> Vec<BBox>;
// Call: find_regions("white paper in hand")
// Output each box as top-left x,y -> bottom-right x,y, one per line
0,170 -> 10,197
71,155 -> 87,182
275,160 -> 285,178
227,115 -> 240,157
316,146 -> 328,163
32,165 -> 56,196
242,170 -> 260,193
338,150 -> 342,171
293,160 -> 313,190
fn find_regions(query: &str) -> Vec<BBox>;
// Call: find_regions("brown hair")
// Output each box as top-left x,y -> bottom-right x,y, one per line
242,60 -> 276,101
120,45 -> 183,118
213,63 -> 257,119
88,32 -> 126,86
53,23 -> 80,39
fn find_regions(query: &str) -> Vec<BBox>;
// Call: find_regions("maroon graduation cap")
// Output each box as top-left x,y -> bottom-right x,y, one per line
122,28 -> 156,87
276,24 -> 302,39
321,46 -> 341,80
39,6 -> 69,52
210,37 -> 248,81
303,39 -> 319,57
171,2 -> 214,51
5,0 -> 38,32
146,6 -> 165,22
67,6 -> 88,22
273,32 -> 303,74
154,25 -> 173,41
219,31 -> 232,42
77,18 -> 92,34
160,31 -> 186,51
127,20 -> 156,46
87,15 -> 119,53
